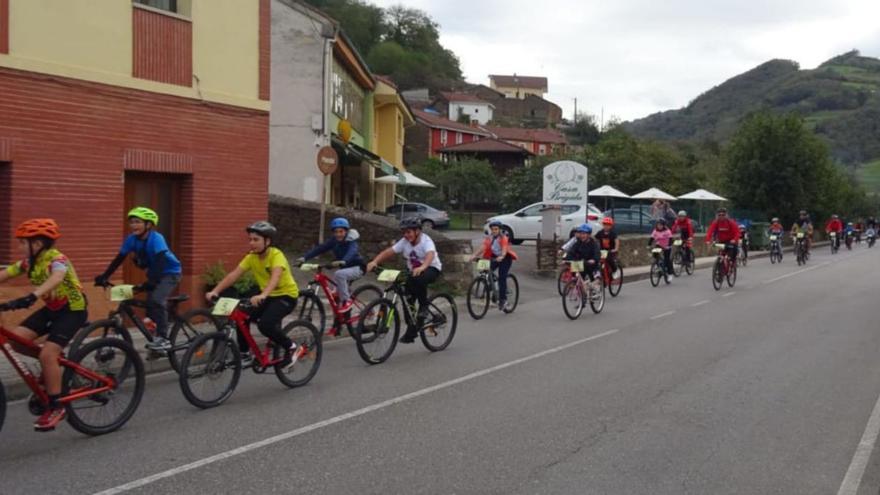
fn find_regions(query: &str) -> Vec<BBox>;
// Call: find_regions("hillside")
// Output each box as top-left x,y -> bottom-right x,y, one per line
626,51 -> 880,167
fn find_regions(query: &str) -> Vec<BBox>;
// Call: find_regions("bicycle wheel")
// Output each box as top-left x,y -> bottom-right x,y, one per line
466,277 -> 490,320
649,261 -> 662,287
63,338 -> 145,436
274,320 -> 322,388
68,320 -> 134,382
179,332 -> 241,409
503,274 -> 519,313
168,309 -> 222,373
562,279 -> 584,320
0,379 -> 6,433
672,250 -> 683,277
727,262 -> 737,287
354,298 -> 400,364
589,278 -> 605,314
421,293 -> 458,352
351,284 -> 383,313
685,250 -> 695,275
712,260 -> 723,291
298,291 -> 326,335
557,270 -> 569,296
770,248 -> 777,264
607,265 -> 623,297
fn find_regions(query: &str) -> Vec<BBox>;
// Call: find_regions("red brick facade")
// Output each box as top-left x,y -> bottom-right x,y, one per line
133,6 -> 193,87
0,67 -> 268,315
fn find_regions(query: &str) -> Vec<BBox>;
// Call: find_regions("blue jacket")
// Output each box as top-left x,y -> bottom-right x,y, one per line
120,231 -> 182,282
303,229 -> 365,268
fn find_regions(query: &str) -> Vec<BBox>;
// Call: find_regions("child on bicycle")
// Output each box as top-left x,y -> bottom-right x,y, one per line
768,218 -> 785,237
366,218 -> 442,344
205,221 -> 301,368
648,219 -> 674,277
559,223 -> 601,287
738,223 -> 750,260
297,217 -> 365,313
472,220 -> 517,311
94,207 -> 181,352
671,210 -> 694,263
0,219 -> 87,431
594,217 -> 621,280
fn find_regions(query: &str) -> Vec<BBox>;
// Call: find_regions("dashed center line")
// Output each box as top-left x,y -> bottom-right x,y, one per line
691,300 -> 710,307
722,291 -> 737,298
650,311 -> 676,320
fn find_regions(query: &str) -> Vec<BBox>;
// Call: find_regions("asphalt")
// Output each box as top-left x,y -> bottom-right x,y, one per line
0,243 -> 879,494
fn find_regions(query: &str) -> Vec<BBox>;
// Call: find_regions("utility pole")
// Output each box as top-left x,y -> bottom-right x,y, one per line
573,98 -> 578,125
600,106 -> 605,132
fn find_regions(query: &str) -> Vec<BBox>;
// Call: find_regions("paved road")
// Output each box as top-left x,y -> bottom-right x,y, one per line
1,246 -> 879,494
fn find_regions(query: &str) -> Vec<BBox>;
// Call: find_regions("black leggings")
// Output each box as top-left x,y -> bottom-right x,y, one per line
406,267 -> 441,316
238,296 -> 297,352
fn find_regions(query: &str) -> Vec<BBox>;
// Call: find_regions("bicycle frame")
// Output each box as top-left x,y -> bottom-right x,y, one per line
307,267 -> 366,331
224,305 -> 286,369
716,247 -> 732,274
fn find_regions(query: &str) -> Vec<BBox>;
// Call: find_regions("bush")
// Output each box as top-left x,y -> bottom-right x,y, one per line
202,261 -> 259,297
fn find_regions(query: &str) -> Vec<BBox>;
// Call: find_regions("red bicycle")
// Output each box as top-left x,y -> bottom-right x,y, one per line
711,242 -> 737,290
297,263 -> 382,338
0,305 -> 145,435
178,298 -> 322,409
600,249 -> 623,297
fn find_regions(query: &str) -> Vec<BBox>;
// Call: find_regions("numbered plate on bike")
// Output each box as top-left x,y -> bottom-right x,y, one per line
714,243 -> 727,249
673,239 -> 683,246
600,250 -> 609,259
476,259 -> 491,271
830,233 -> 837,237
300,263 -> 320,272
378,269 -> 402,282
769,235 -> 778,241
796,232 -> 805,239
110,284 -> 135,302
569,261 -> 584,272
212,297 -> 240,316
651,248 -> 663,254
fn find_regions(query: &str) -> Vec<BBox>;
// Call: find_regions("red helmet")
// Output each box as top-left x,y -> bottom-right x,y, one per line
15,218 -> 62,240
602,217 -> 614,226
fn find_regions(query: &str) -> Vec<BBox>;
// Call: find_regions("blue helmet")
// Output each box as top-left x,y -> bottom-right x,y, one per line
488,219 -> 503,228
575,223 -> 592,234
330,217 -> 350,230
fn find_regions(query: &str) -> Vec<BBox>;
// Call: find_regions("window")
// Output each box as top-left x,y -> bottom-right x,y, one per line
561,205 -> 579,215
134,0 -> 178,13
521,205 -> 542,217
456,132 -> 463,145
474,108 -> 479,114
440,129 -> 448,145
539,144 -> 547,156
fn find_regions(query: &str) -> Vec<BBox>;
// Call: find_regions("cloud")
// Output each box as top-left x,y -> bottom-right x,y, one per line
369,0 -> 880,120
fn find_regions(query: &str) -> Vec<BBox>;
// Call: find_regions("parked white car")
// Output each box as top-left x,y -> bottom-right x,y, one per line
485,202 -> 604,244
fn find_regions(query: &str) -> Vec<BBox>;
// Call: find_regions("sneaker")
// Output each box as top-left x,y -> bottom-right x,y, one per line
145,337 -> 172,352
281,343 -> 302,370
34,407 -> 66,432
399,326 -> 418,344
338,300 -> 354,313
240,352 -> 254,368
612,270 -> 620,281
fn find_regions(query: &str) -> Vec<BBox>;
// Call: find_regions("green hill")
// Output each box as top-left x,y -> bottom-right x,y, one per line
626,51 -> 880,179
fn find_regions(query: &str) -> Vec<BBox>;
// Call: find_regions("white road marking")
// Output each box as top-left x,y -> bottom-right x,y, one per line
722,291 -> 737,298
93,329 -> 621,495
837,387 -> 880,495
650,311 -> 675,320
690,300 -> 710,307
762,262 -> 829,284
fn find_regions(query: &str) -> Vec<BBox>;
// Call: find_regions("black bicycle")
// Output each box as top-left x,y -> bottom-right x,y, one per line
70,283 -> 222,373
355,268 -> 458,365
768,233 -> 783,264
649,247 -> 671,287
466,259 -> 519,320
671,239 -> 694,276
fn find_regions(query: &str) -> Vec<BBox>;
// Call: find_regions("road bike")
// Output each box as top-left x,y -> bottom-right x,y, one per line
672,239 -> 694,276
649,247 -> 671,287
178,298 -> 322,409
711,243 -> 737,291
738,237 -> 749,266
600,250 -> 623,297
768,234 -> 784,264
830,232 -> 839,254
560,260 -> 605,320
794,232 -> 808,266
0,305 -> 145,435
355,268 -> 458,365
466,259 -> 519,319
867,229 -> 876,248
297,263 -> 382,338
845,231 -> 854,250
71,283 -> 221,373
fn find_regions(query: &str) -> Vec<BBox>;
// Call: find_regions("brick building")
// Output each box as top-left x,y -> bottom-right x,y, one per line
468,85 -> 563,128
405,109 -> 491,163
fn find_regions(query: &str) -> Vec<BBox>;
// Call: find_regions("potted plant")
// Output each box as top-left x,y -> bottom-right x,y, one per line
202,261 -> 259,298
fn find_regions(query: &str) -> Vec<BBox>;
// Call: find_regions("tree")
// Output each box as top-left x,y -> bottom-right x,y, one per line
401,158 -> 500,209
303,0 -> 384,55
565,113 -> 601,146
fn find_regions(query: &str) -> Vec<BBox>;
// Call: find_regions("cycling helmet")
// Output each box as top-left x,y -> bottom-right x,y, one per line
246,221 -> 277,239
330,217 -> 350,230
15,219 -> 61,240
128,206 -> 159,226
848,222 -> 854,226
832,214 -> 839,219
399,218 -> 422,230
488,219 -> 504,228
771,217 -> 779,223
602,217 -> 614,226
575,223 -> 592,234
678,210 -> 687,217
738,223 -> 746,230
717,207 -> 728,214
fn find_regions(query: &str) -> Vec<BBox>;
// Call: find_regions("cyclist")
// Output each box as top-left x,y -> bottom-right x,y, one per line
867,216 -> 878,232
297,217 -> 365,313
0,219 -> 87,431
472,220 -> 517,311
366,218 -> 442,344
705,208 -> 740,264
791,210 -> 814,255
594,217 -> 621,280
648,219 -> 675,278
738,223 -> 750,260
844,222 -> 856,248
94,207 -> 182,351
205,221 -> 301,368
559,223 -> 601,291
768,217 -> 785,237
671,210 -> 695,263
825,214 -> 843,251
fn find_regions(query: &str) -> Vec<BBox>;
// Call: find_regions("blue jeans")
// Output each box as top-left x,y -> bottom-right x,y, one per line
490,256 -> 513,304
147,274 -> 181,339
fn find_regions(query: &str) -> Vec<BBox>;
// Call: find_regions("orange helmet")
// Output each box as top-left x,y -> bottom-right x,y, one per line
15,218 -> 62,240
602,217 -> 614,226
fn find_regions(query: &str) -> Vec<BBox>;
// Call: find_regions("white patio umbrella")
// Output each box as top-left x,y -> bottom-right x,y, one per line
374,171 -> 435,188
678,189 -> 728,232
631,187 -> 677,201
588,185 -> 630,213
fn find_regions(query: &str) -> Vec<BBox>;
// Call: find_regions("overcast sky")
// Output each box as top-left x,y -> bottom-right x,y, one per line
370,0 -> 880,122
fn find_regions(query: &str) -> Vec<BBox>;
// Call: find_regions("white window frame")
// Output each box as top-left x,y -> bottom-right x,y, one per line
440,129 -> 448,145
456,132 -> 463,144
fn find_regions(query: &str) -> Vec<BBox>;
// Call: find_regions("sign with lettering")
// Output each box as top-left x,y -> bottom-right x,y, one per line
316,146 -> 339,176
542,160 -> 587,208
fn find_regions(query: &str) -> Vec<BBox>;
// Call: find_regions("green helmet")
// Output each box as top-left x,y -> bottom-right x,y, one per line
128,206 -> 159,226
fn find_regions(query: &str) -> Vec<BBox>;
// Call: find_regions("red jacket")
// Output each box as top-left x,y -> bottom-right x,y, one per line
825,219 -> 843,233
480,234 -> 518,260
706,218 -> 741,243
671,218 -> 694,238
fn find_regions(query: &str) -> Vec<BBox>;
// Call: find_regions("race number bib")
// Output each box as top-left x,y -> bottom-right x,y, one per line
212,297 -> 240,316
110,285 -> 135,302
476,259 -> 491,271
378,269 -> 402,282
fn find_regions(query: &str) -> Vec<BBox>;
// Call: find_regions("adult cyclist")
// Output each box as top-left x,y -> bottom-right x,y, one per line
705,208 -> 740,264
671,210 -> 695,264
825,214 -> 843,251
791,210 -> 814,255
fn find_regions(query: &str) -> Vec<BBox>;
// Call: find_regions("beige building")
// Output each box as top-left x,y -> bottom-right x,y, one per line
489,74 -> 548,100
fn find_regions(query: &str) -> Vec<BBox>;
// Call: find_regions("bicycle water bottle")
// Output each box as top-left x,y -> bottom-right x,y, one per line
143,317 -> 157,336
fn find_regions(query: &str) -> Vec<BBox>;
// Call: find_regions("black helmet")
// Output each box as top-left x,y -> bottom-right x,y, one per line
399,218 -> 422,230
246,221 -> 277,239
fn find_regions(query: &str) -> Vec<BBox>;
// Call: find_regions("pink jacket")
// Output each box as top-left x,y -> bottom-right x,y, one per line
651,228 -> 673,249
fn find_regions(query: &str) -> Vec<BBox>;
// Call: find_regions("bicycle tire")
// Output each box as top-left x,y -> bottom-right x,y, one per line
298,291 -> 327,335
503,274 -> 519,314
672,251 -> 683,277
727,262 -> 737,287
557,270 -> 569,296
562,279 -> 584,320
466,277 -> 490,320
608,266 -> 623,297
274,320 -> 322,388
343,284 -> 384,337
69,319 -> 134,381
650,262 -> 662,287
354,298 -> 400,365
0,379 -> 6,433
168,309 -> 223,373
712,260 -> 723,291
179,332 -> 242,409
685,250 -> 695,275
63,338 -> 145,436
421,293 -> 458,352
770,248 -> 777,264
589,278 -> 605,314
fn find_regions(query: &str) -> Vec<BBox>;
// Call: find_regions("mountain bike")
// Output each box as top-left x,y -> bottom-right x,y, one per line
557,265 -> 572,296
297,263 -> 382,338
649,247 -> 671,287
466,259 -> 519,319
830,232 -> 839,254
0,305 -> 145,435
867,229 -> 876,248
845,231 -> 854,250
600,250 -> 623,297
178,298 -> 322,409
672,239 -> 694,276
794,232 -> 808,266
355,268 -> 458,364
738,238 -> 749,266
560,260 -> 605,320
711,243 -> 737,291
768,234 -> 783,264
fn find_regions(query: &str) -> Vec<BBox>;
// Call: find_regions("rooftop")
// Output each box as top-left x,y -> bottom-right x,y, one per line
485,126 -> 568,145
440,138 -> 535,155
489,74 -> 548,90
412,109 -> 491,135
438,91 -> 492,104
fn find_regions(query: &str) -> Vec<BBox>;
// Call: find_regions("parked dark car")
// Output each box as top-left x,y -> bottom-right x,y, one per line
603,208 -> 656,234
385,202 -> 450,229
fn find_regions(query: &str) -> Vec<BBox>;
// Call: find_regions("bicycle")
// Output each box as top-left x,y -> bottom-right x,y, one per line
711,243 -> 737,291
768,234 -> 784,264
178,298 -> 322,409
466,259 -> 519,319
794,232 -> 808,266
867,229 -> 876,248
0,305 -> 145,435
297,263 -> 383,338
830,232 -> 839,254
600,250 -> 623,297
560,260 -> 605,320
649,247 -> 671,287
738,238 -> 749,266
672,239 -> 694,276
355,268 -> 458,365
71,283 -> 221,373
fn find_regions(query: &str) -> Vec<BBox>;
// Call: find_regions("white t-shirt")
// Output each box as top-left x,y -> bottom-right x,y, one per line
392,233 -> 442,271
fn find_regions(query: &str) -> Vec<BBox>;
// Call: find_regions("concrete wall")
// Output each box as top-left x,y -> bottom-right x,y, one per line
450,102 -> 493,125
